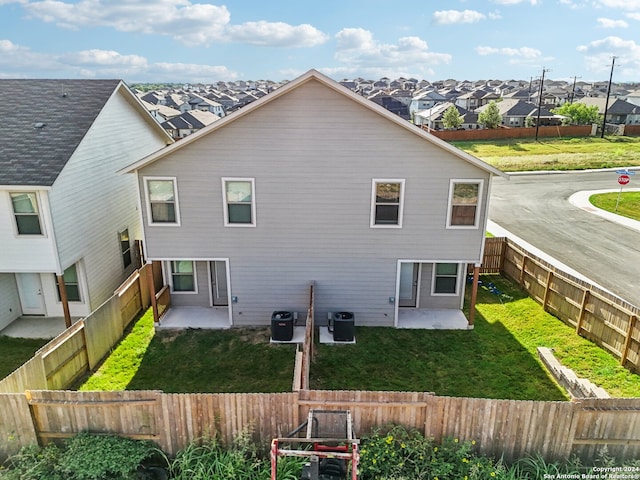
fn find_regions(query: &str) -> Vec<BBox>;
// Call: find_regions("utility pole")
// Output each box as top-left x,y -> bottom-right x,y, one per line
570,76 -> 581,104
601,56 -> 617,139
535,67 -> 549,141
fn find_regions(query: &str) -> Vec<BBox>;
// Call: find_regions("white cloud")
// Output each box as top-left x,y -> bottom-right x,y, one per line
0,40 -> 238,82
23,0 -> 328,48
597,17 -> 629,28
627,12 -> 640,20
597,0 -> 640,9
226,21 -> 328,47
333,28 -> 451,78
433,10 -> 486,25
492,0 -> 539,5
577,36 -> 640,78
476,46 -> 542,58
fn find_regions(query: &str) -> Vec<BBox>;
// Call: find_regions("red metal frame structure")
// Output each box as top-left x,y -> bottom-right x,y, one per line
270,410 -> 359,480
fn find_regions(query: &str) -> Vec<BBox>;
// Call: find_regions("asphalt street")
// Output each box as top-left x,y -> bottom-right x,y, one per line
488,169 -> 640,309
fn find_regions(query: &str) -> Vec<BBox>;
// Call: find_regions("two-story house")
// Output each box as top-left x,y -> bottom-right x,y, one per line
124,70 -> 506,330
0,79 -> 173,333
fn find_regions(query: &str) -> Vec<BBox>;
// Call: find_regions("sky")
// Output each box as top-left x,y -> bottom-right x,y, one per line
1,0 -> 639,84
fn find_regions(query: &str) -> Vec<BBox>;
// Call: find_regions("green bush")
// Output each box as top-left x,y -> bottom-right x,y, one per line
359,425 -> 510,480
56,432 -> 156,479
0,433 -> 156,480
164,432 -> 303,480
0,443 -> 63,480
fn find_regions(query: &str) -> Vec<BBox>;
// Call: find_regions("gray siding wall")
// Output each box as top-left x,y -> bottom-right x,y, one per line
139,79 -> 491,326
0,274 -> 21,331
417,263 -> 463,309
50,90 -> 168,311
166,260 -> 211,307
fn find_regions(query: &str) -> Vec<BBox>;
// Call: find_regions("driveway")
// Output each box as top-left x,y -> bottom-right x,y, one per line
488,169 -> 640,309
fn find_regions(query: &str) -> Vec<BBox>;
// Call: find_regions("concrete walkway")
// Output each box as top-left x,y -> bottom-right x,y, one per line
0,317 -> 81,339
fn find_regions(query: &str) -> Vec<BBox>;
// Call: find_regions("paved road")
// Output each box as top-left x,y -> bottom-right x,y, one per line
488,169 -> 640,308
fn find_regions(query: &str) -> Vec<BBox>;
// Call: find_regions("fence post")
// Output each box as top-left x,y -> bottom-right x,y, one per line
146,262 -> 159,324
468,264 -> 480,327
620,315 -> 637,367
576,289 -> 590,334
542,270 -> 554,311
519,255 -> 528,287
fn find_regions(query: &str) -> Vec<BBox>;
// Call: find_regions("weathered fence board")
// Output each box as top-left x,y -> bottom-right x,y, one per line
0,393 -> 38,462
493,238 -> 640,373
41,321 -> 89,390
0,354 -> 47,394
2,390 -> 639,463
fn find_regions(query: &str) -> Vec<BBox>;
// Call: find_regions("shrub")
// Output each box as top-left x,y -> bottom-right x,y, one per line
358,425 -> 510,480
0,443 -> 63,480
55,432 -> 156,479
0,433 -> 156,480
165,432 -> 303,480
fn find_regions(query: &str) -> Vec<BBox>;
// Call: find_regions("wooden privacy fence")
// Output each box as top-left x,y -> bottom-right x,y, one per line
484,237 -> 640,374
1,390 -> 639,464
0,265 -> 151,395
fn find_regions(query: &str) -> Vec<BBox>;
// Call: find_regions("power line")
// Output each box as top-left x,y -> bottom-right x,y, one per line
601,56 -> 617,139
535,67 -> 550,141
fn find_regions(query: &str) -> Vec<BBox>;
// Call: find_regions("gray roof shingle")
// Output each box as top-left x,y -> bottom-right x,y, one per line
0,79 -> 122,187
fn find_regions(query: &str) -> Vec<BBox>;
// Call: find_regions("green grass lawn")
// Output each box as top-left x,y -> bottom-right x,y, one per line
0,336 -> 48,379
78,311 -> 297,393
589,191 -> 640,222
452,136 -> 640,172
77,276 -> 640,399
312,276 -> 640,399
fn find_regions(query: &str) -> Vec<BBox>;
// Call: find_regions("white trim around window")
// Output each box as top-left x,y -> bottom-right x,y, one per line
431,262 -> 461,296
168,260 -> 198,294
370,179 -> 405,228
9,191 -> 45,236
143,176 -> 181,226
446,179 -> 484,229
222,177 -> 256,227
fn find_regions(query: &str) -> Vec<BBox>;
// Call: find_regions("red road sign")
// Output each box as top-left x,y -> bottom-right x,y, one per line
618,175 -> 630,185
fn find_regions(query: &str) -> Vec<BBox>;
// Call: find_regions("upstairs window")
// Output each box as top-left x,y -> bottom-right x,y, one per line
10,192 -> 42,235
223,178 -> 256,226
447,180 -> 483,228
145,177 -> 180,225
55,264 -> 81,302
433,263 -> 459,295
371,179 -> 405,228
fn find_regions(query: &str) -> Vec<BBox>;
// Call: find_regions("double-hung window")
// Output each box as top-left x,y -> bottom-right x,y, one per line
55,264 -> 81,302
447,180 -> 483,228
433,263 -> 459,295
222,178 -> 256,226
170,261 -> 196,292
371,179 -> 404,228
119,229 -> 132,268
145,177 -> 180,225
10,192 -> 43,235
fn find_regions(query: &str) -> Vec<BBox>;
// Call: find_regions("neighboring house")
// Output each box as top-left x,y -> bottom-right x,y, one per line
124,70 -> 505,330
576,97 -> 640,125
476,99 -> 563,127
139,98 -> 181,124
409,90 -> 448,116
455,89 -> 500,111
161,110 -> 221,139
414,103 -> 479,130
0,79 -> 173,332
184,94 -> 226,117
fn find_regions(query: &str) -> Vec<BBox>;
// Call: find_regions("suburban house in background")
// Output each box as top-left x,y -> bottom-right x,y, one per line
0,79 -> 173,333
124,69 -> 506,330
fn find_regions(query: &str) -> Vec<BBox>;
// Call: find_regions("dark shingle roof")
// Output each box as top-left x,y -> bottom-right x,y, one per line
0,79 -> 121,186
